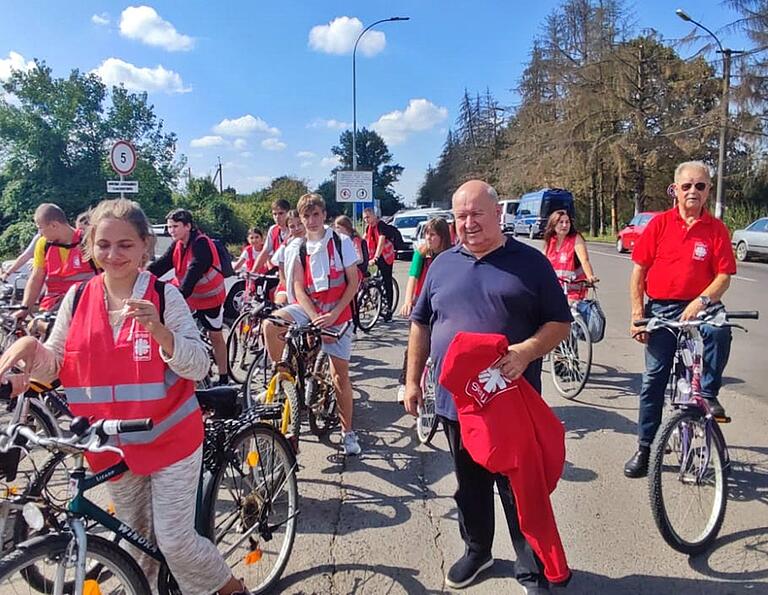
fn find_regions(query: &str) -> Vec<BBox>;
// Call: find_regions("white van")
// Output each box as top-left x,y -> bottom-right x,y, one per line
391,207 -> 445,257
499,199 -> 520,232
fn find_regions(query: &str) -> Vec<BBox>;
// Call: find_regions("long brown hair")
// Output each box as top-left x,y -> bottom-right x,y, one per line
334,215 -> 360,239
542,210 -> 578,245
418,217 -> 452,257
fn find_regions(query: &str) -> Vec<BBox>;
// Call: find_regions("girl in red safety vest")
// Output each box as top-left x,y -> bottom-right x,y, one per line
233,227 -> 266,273
396,217 -> 453,402
0,199 -> 251,595
542,210 -> 598,302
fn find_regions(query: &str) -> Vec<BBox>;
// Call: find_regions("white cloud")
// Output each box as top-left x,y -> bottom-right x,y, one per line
119,5 -> 194,52
371,98 -> 448,145
233,138 -> 247,150
261,138 -> 286,151
93,58 -> 190,94
91,13 -> 110,26
307,118 -> 351,130
239,151 -> 253,158
190,135 -> 225,148
297,151 -> 316,159
308,16 -> 385,56
300,161 -> 313,168
0,51 -> 35,82
321,155 -> 342,168
213,114 -> 280,137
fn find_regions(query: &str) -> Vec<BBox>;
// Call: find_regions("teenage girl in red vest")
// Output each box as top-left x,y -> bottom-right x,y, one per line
542,210 -> 598,302
396,217 -> 453,402
0,199 -> 250,595
233,227 -> 265,273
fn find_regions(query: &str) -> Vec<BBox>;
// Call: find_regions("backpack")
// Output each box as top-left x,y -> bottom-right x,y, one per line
72,278 -> 166,324
210,238 -> 235,278
378,221 -> 408,252
298,232 -> 345,277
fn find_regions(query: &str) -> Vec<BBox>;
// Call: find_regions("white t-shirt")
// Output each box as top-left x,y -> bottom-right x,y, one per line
272,237 -> 303,302
292,228 -> 359,298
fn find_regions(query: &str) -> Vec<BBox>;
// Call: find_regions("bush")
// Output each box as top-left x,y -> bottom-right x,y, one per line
0,221 -> 37,260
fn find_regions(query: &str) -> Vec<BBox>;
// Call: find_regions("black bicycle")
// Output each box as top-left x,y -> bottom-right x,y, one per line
634,306 -> 759,554
354,269 -> 400,332
0,387 -> 299,594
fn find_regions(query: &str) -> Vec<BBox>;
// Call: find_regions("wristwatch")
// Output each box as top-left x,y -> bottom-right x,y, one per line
698,295 -> 712,307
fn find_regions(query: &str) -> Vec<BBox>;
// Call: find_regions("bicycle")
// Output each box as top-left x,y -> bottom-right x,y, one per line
0,388 -> 299,594
354,268 -> 400,332
227,273 -> 279,384
633,306 -> 759,554
246,317 -> 348,441
549,278 -> 594,399
415,357 -> 439,445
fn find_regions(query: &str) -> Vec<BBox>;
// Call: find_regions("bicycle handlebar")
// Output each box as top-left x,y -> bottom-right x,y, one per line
557,277 -> 598,288
266,315 -> 351,340
633,308 -> 760,329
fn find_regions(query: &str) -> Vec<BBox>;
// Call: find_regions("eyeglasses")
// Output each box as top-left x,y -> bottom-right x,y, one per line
679,182 -> 708,192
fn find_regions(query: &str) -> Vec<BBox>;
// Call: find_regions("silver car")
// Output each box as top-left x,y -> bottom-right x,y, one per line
731,217 -> 768,262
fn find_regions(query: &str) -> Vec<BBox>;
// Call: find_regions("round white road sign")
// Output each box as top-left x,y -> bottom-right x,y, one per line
110,140 -> 137,176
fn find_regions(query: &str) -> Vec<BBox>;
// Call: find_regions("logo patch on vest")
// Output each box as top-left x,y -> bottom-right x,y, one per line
464,359 -> 517,407
133,331 -> 152,362
692,242 -> 709,261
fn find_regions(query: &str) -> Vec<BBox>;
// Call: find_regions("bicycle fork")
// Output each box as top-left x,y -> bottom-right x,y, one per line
56,518 -> 87,595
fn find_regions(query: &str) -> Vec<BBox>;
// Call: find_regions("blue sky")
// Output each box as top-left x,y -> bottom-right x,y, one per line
0,1 -> 746,204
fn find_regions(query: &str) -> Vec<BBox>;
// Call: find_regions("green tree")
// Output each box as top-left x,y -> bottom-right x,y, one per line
331,128 -> 405,215
261,176 -> 309,207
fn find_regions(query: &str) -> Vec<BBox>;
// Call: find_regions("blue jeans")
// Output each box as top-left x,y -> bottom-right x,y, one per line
637,300 -> 732,447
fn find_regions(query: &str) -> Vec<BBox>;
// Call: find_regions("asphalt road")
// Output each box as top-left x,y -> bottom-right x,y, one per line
269,244 -> 768,594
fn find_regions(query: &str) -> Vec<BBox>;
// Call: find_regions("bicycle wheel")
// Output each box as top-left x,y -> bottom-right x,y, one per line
307,352 -> 339,437
275,379 -> 301,440
356,285 -> 382,332
228,312 -> 266,385
648,408 -> 728,554
390,277 -> 400,313
550,315 -> 592,399
205,423 -> 298,595
244,349 -> 271,409
416,359 -> 439,445
0,532 -> 149,594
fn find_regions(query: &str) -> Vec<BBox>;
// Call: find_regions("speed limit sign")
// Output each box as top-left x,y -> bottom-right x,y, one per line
110,140 -> 137,176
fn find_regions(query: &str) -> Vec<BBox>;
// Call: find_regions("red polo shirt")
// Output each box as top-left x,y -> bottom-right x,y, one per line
632,207 -> 736,301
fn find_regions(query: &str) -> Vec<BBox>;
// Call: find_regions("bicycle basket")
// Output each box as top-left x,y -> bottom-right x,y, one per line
575,298 -> 606,343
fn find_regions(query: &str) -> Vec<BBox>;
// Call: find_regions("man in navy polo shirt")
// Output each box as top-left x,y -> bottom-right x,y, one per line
405,180 -> 572,592
625,161 -> 737,478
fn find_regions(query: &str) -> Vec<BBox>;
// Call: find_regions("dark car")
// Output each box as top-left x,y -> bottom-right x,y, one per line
512,189 -> 575,239
616,212 -> 660,253
732,216 -> 768,262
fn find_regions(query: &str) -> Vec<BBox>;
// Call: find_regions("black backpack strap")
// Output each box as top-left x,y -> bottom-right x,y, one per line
154,279 -> 166,325
70,281 -> 87,317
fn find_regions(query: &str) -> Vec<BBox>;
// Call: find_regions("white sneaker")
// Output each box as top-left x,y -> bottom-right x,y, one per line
396,385 -> 406,403
342,431 -> 361,456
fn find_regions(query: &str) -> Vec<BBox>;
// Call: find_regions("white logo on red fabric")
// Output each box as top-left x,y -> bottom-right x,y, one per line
133,331 -> 151,362
73,255 -> 81,267
693,242 -> 708,261
559,253 -> 567,263
464,363 -> 516,407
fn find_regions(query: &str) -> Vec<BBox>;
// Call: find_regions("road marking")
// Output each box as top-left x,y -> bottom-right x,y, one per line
589,249 -> 631,261
733,275 -> 757,282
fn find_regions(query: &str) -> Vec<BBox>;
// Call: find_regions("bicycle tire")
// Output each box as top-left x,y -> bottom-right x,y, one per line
550,315 -> 592,399
205,422 -> 298,595
276,379 -> 301,440
356,285 -> 382,332
390,277 -> 400,313
416,360 -> 439,445
648,408 -> 728,554
0,532 -> 150,594
228,312 -> 266,385
307,352 -> 339,436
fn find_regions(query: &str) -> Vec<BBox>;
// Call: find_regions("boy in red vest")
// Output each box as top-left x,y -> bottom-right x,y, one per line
15,203 -> 96,324
148,209 -> 229,384
249,199 -> 290,275
263,194 -> 362,455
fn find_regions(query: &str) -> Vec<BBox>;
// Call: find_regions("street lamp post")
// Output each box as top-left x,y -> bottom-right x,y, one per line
676,8 -> 742,220
352,17 -> 409,173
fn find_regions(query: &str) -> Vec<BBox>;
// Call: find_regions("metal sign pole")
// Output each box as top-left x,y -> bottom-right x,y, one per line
120,173 -> 124,199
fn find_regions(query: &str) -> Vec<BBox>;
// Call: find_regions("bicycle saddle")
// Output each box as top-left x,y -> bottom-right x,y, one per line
196,386 -> 241,419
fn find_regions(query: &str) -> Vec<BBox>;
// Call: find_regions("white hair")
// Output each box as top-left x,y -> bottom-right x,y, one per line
675,161 -> 712,183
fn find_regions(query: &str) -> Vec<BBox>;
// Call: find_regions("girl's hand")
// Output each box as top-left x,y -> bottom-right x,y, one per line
123,299 -> 162,331
399,302 -> 413,318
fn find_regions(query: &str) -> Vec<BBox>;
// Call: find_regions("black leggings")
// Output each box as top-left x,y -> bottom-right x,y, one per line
376,256 -> 394,312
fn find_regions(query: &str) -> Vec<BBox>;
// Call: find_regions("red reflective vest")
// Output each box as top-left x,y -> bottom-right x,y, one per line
365,223 -> 395,265
413,255 -> 432,302
59,274 -> 202,475
41,229 -> 96,311
303,236 -> 352,325
172,233 -> 226,311
545,234 -> 586,301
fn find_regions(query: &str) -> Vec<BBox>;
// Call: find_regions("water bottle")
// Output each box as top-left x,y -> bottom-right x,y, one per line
676,377 -> 692,402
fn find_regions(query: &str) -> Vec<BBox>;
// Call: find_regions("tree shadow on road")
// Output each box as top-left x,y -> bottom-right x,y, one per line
563,569 -> 766,594
552,404 -> 637,439
726,445 -> 768,508
276,562 -> 445,594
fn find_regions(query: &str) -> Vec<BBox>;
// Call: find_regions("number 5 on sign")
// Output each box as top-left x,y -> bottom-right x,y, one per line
110,140 -> 137,176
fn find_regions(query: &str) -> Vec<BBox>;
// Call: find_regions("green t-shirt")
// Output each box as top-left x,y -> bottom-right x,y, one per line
409,249 -> 424,279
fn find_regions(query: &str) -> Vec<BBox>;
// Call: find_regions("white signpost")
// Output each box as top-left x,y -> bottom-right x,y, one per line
107,140 -> 138,198
336,170 -> 373,204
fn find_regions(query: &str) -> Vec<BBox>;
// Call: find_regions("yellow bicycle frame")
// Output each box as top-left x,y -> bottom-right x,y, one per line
262,371 -> 296,436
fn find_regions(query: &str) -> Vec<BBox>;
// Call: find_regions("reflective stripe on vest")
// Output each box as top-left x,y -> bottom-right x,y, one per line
172,233 -> 226,310
67,369 -> 182,404
119,393 -> 199,445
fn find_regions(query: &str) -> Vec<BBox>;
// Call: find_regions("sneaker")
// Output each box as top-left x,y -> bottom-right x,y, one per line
342,430 -> 361,456
705,397 -> 726,418
445,552 -> 494,589
397,385 -> 406,403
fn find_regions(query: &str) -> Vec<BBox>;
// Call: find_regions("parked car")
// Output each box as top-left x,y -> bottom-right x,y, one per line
731,216 -> 768,262
616,212 -> 660,253
499,199 -> 520,232
512,189 -> 575,239
391,207 -> 446,257
412,211 -> 455,251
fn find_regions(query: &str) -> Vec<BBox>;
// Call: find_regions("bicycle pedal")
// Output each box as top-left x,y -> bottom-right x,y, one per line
714,415 -> 731,424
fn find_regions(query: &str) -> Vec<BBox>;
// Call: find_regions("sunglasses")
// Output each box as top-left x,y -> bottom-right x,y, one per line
679,182 -> 708,192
